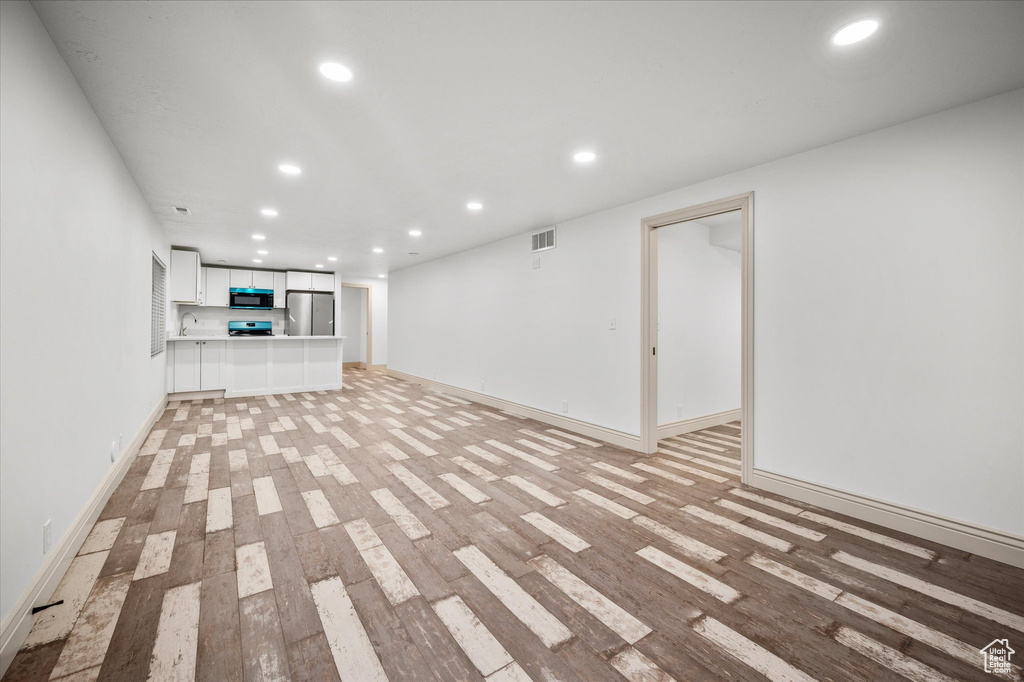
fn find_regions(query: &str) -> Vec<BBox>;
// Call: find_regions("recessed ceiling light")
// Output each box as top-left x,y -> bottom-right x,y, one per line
466,202 -> 483,211
378,274 -> 387,278
260,208 -> 278,217
252,234 -> 266,240
573,150 -> 597,163
832,19 -> 879,46
409,229 -> 422,237
315,264 -> 324,268
278,163 -> 302,175
257,250 -> 268,255
327,256 -> 337,261
372,247 -> 384,254
319,62 -> 354,82
252,259 -> 262,264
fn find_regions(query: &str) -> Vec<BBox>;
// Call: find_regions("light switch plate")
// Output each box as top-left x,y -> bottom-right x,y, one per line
532,257 -> 540,269
561,400 -> 569,414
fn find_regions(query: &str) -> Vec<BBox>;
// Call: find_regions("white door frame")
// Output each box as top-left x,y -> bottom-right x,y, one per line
640,192 -> 754,484
341,282 -> 373,368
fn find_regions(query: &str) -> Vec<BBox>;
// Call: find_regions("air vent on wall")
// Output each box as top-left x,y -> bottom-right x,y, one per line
173,206 -> 191,216
531,227 -> 556,253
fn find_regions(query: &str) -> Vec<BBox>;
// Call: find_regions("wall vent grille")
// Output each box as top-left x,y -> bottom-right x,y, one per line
531,227 -> 556,253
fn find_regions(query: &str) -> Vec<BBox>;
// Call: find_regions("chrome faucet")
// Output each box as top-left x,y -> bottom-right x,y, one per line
180,312 -> 198,336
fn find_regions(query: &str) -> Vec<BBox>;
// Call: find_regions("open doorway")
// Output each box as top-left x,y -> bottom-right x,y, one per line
640,193 -> 753,483
340,283 -> 372,369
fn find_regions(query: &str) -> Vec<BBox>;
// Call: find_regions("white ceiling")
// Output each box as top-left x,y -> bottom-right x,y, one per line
32,1 -> 1024,277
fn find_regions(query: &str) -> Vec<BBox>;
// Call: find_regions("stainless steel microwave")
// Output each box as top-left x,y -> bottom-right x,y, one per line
229,287 -> 274,310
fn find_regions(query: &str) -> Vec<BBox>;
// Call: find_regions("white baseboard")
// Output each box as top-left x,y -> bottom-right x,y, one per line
168,389 -> 224,401
0,397 -> 168,677
749,468 -> 1024,569
657,409 -> 740,440
387,369 -> 642,451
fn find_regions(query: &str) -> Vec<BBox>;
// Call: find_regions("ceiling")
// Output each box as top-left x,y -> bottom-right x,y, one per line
32,1 -> 1024,277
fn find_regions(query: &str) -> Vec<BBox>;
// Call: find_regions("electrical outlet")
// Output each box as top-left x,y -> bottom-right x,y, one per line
43,520 -> 51,555
119,433 -> 124,450
561,400 -> 569,414
110,439 -> 118,462
480,381 -> 486,392
609,317 -> 616,330
432,370 -> 437,380
532,257 -> 540,269
677,405 -> 683,418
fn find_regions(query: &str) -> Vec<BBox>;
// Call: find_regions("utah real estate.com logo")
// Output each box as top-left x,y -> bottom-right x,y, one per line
980,639 -> 1015,675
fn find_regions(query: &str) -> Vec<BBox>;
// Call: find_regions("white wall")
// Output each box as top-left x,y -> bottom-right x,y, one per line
657,220 -> 741,424
0,0 -> 170,621
344,277 -> 388,366
340,287 -> 367,362
390,89 -> 1024,536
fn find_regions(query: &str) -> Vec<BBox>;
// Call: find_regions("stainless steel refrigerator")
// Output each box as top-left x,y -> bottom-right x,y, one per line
286,291 -> 335,336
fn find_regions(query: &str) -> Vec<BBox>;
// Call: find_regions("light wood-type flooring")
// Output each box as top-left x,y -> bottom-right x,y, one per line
5,369 -> 1023,681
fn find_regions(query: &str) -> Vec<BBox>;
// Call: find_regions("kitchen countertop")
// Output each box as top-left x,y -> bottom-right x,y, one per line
168,335 -> 346,341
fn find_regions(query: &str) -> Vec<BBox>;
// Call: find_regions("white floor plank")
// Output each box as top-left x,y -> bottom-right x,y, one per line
631,462 -> 695,486
453,544 -> 573,648
636,546 -> 741,604
251,475 -> 283,515
520,512 -> 590,552
503,475 -> 565,507
590,461 -> 646,483
581,472 -> 656,505
682,505 -> 793,552
133,531 -> 177,581
236,541 -> 273,598
529,554 -> 651,644
301,489 -> 341,528
439,473 -> 491,503
79,517 -> 125,556
464,444 -> 508,466
432,595 -> 515,676
744,553 -> 843,601
831,550 -> 1024,632
205,487 -> 233,533
834,626 -> 957,682
609,646 -> 677,682
798,511 -> 937,560
344,518 -> 419,605
24,551 -> 108,647
652,457 -> 729,483
572,488 -> 639,519
485,440 -> 559,472
370,487 -> 431,540
693,616 -> 817,682
715,499 -> 825,541
310,577 -> 389,682
728,488 -> 803,515
452,456 -> 500,482
632,516 -> 726,563
147,580 -> 202,681
48,573 -> 133,679
386,462 -> 450,509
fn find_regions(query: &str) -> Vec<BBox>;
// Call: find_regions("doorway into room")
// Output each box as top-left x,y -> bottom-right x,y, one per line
340,283 -> 372,369
640,193 -> 753,482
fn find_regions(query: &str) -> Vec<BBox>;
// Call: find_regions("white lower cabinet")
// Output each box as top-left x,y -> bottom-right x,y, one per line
171,340 -> 225,391
199,340 -> 225,389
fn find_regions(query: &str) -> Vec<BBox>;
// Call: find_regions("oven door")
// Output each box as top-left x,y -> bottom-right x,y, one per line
229,288 -> 274,309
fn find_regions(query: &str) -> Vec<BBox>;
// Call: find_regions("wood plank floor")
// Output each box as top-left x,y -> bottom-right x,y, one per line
5,368 -> 1023,681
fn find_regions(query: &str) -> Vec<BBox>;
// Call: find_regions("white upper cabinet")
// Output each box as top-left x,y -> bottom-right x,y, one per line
273,272 -> 287,308
252,270 -> 274,290
205,268 -> 231,307
286,271 -> 334,292
287,271 -> 313,291
312,273 -> 335,292
169,249 -> 201,304
230,269 -> 253,288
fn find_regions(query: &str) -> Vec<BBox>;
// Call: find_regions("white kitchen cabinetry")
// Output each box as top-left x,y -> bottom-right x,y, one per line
273,272 -> 287,308
200,340 -> 225,389
169,249 -> 201,304
312,273 -> 335,292
286,271 -> 334,292
230,269 -> 253,288
205,268 -> 230,307
252,270 -> 274,290
171,339 -> 226,391
286,271 -> 312,291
